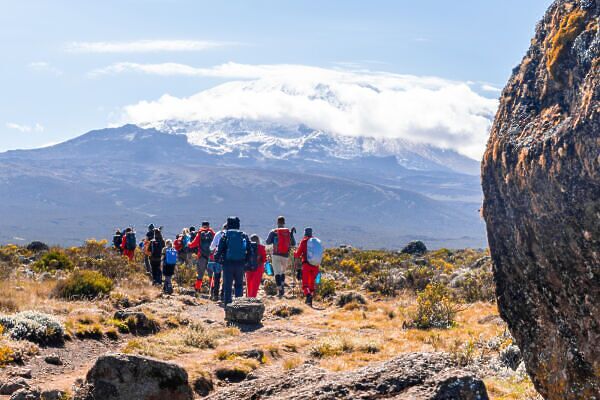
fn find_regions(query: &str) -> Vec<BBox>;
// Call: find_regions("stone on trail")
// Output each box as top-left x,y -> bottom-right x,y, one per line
224,297 -> 265,325
73,353 -> 193,400
204,352 -> 488,399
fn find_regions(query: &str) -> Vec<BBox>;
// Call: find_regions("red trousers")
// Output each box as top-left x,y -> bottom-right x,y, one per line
245,265 -> 265,298
302,263 -> 319,296
123,249 -> 135,261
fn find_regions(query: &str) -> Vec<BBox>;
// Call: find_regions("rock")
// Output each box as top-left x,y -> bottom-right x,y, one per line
26,242 -> 48,253
10,388 -> 41,400
271,304 -> 304,318
499,345 -> 522,371
44,355 -> 62,366
9,369 -> 32,379
401,240 -> 427,255
192,375 -> 214,397
72,353 -> 193,400
0,378 -> 29,395
36,272 -> 52,282
205,352 -> 488,399
481,1 -> 599,398
224,297 -> 264,325
113,310 -> 159,335
41,390 -> 67,400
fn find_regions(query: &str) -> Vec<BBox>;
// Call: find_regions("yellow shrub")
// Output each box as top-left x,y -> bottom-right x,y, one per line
338,259 -> 361,275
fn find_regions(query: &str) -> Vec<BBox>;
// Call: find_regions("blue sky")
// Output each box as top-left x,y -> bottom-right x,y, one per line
0,0 -> 552,153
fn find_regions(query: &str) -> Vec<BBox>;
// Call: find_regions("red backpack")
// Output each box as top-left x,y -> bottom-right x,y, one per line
274,228 -> 291,255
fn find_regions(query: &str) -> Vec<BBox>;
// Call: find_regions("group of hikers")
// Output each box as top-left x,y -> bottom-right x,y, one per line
112,216 -> 323,306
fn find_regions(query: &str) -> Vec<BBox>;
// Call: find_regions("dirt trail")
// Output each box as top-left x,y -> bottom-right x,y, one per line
0,291 -> 333,396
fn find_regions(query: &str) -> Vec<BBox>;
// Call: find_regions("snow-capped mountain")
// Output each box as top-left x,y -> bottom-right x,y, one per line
145,119 -> 481,176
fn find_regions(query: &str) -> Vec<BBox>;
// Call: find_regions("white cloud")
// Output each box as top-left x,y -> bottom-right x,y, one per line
6,122 -> 44,133
107,62 -> 497,159
480,84 -> 502,93
27,61 -> 62,76
66,39 -> 232,53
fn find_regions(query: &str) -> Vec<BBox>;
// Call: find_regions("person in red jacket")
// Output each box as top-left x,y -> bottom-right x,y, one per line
121,227 -> 136,261
246,235 -> 267,298
294,227 -> 319,306
188,221 -> 215,291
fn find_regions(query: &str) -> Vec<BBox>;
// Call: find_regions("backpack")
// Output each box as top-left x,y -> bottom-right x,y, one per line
165,248 -> 178,265
113,234 -> 122,249
225,230 -> 247,262
150,240 -> 162,258
245,242 -> 259,271
274,228 -> 291,255
189,231 -> 198,250
307,237 -> 323,266
200,230 -> 213,257
182,235 -> 190,248
143,239 -> 152,257
125,232 -> 137,251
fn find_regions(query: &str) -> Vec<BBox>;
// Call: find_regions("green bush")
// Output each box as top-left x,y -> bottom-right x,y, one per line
33,250 -> 74,273
316,277 -> 336,299
454,269 -> 495,303
411,282 -> 463,329
54,270 -> 114,299
404,266 -> 434,291
0,311 -> 64,345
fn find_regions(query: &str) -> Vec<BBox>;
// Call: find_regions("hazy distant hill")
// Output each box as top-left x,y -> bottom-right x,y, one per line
0,124 -> 486,248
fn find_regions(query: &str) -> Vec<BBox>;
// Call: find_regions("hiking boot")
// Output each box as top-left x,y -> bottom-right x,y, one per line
305,294 -> 313,307
278,286 -> 285,298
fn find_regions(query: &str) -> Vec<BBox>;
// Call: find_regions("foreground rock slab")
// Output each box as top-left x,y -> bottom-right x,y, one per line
206,352 -> 488,399
481,0 -> 599,398
73,353 -> 193,400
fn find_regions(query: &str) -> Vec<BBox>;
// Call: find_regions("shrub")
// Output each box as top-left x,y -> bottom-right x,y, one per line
54,270 -> 114,299
363,269 -> 404,296
453,269 -> 495,303
411,282 -> 463,329
33,250 -> 74,272
263,279 -> 278,296
405,266 -> 434,291
316,277 -> 336,299
271,304 -> 303,318
0,311 -> 64,345
175,262 -> 197,288
335,291 -> 367,308
450,338 -> 477,366
183,323 -> 216,349
338,259 -> 361,275
215,359 -> 258,382
75,323 -> 103,340
309,335 -> 354,358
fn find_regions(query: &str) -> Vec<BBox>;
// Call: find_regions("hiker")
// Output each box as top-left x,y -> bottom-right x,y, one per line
112,229 -> 123,254
174,233 -> 185,264
209,222 -> 227,301
121,227 -> 137,261
189,221 -> 215,292
188,226 -> 198,266
149,228 -> 165,285
143,226 -> 155,274
246,234 -> 266,298
266,216 -> 296,297
294,227 -> 323,306
215,216 -> 251,305
162,239 -> 177,294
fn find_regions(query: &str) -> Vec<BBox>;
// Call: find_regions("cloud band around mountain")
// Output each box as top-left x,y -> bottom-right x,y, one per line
102,62 -> 498,160
66,40 -> 233,53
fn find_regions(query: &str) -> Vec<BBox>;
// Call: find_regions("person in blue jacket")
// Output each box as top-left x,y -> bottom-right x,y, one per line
214,216 -> 251,306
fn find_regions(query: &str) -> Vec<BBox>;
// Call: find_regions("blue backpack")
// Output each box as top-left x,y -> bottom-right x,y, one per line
165,248 -> 178,265
225,230 -> 247,262
244,242 -> 259,271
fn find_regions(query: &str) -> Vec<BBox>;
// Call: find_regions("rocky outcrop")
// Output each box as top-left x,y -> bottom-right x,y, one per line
224,297 -> 265,325
73,353 -> 193,400
481,0 -> 599,398
205,352 -> 488,399
401,240 -> 427,255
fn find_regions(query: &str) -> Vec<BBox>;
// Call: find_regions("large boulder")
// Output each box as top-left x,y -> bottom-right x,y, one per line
224,297 -> 264,325
73,353 -> 193,400
401,240 -> 427,255
26,242 -> 48,253
205,352 -> 488,399
481,0 -> 599,398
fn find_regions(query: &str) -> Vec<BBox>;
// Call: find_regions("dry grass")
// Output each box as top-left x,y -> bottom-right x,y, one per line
282,356 -> 304,370
485,377 -> 542,400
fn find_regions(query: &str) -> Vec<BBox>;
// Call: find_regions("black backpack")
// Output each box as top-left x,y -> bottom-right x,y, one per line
200,230 -> 213,257
244,242 -> 259,272
125,232 -> 137,251
113,234 -> 122,249
150,240 -> 162,258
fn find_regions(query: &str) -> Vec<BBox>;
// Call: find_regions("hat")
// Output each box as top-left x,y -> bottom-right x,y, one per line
148,224 -> 155,231
201,221 -> 210,227
304,227 -> 313,237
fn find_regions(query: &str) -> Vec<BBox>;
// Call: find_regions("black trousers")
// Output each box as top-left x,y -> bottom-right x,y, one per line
150,257 -> 162,284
